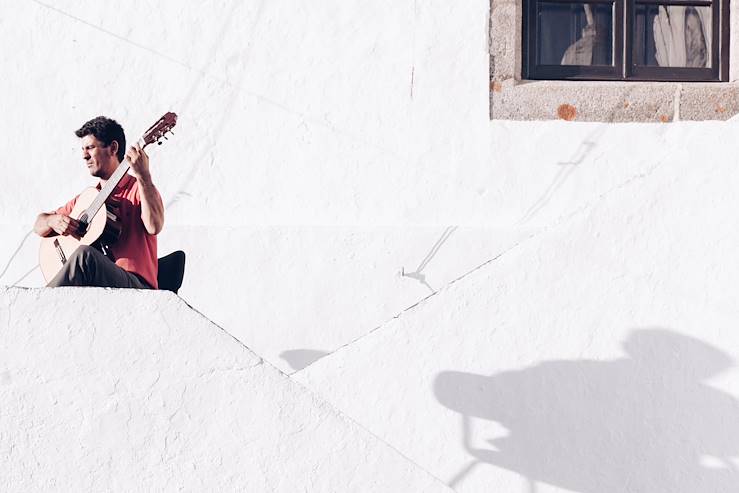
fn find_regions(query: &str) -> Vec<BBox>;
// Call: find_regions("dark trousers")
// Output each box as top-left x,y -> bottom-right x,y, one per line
47,245 -> 151,289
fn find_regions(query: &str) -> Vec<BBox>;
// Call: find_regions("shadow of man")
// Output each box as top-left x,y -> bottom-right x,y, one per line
434,328 -> 739,492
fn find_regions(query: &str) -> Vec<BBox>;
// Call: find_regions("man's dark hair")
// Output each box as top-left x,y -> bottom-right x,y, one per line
75,116 -> 126,162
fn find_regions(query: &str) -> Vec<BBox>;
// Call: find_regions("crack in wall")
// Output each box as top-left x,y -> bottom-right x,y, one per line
298,150 -> 674,373
410,0 -> 418,100
3,286 -> 451,489
8,265 -> 39,288
31,0 -> 191,71
30,0 -> 412,163
288,368 -> 454,491
517,124 -> 609,225
165,1 -> 260,211
174,294 -> 266,370
674,83 -> 683,121
401,226 -> 458,293
0,229 -> 33,283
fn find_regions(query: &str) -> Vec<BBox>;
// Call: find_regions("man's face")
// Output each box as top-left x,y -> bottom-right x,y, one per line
80,134 -> 117,178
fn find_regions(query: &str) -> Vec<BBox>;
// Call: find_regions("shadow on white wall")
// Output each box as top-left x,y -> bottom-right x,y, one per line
434,328 -> 739,492
280,349 -> 331,372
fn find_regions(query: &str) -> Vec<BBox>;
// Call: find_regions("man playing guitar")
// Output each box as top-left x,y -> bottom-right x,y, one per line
34,116 -> 165,289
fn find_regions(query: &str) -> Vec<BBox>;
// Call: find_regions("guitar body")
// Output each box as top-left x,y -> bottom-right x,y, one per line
39,187 -> 122,282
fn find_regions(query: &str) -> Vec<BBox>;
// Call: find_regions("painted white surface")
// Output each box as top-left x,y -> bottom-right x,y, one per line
0,287 -> 451,492
0,1 -> 713,373
297,131 -> 739,491
3,2 -> 739,490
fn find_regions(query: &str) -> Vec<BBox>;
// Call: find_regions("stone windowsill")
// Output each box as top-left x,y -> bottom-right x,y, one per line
490,79 -> 739,122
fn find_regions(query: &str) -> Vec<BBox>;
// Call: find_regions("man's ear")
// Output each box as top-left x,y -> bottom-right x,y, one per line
109,140 -> 119,158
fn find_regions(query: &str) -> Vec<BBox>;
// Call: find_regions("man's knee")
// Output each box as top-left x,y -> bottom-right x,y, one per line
47,245 -> 100,287
69,244 -> 95,260
68,245 -> 99,270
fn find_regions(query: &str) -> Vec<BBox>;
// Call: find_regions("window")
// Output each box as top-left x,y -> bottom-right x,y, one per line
522,0 -> 729,81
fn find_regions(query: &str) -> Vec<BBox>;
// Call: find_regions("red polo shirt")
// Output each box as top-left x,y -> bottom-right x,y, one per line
55,173 -> 159,289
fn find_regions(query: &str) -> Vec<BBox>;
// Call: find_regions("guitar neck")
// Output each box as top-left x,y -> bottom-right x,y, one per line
83,137 -> 146,221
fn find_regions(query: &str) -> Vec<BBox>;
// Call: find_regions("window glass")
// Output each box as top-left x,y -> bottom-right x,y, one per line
633,5 -> 711,68
537,3 -> 615,66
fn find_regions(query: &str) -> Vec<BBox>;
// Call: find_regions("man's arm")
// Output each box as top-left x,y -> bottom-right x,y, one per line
34,212 -> 82,238
126,144 -> 164,235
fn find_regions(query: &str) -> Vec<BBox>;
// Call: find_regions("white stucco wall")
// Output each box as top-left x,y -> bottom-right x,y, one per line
0,288 -> 451,492
2,1 -> 739,490
297,130 -> 739,490
1,0 -> 711,373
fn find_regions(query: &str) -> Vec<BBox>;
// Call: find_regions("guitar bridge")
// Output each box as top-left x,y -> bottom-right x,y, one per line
53,239 -> 67,264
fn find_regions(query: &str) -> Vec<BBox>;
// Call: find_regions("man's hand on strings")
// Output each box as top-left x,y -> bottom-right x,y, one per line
47,214 -> 82,239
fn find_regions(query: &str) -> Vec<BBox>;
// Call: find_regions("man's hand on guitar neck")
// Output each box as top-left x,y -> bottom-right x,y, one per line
125,143 -> 164,236
126,144 -> 151,183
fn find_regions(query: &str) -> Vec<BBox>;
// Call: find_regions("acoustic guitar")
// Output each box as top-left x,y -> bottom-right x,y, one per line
39,112 -> 177,282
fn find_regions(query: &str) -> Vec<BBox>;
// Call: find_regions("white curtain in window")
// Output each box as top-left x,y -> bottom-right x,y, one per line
653,6 -> 711,67
561,5 -> 596,65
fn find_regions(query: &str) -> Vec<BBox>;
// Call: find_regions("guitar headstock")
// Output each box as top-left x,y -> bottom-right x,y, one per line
142,112 -> 177,147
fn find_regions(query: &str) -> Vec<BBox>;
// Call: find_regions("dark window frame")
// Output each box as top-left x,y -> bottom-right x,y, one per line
522,0 -> 730,81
